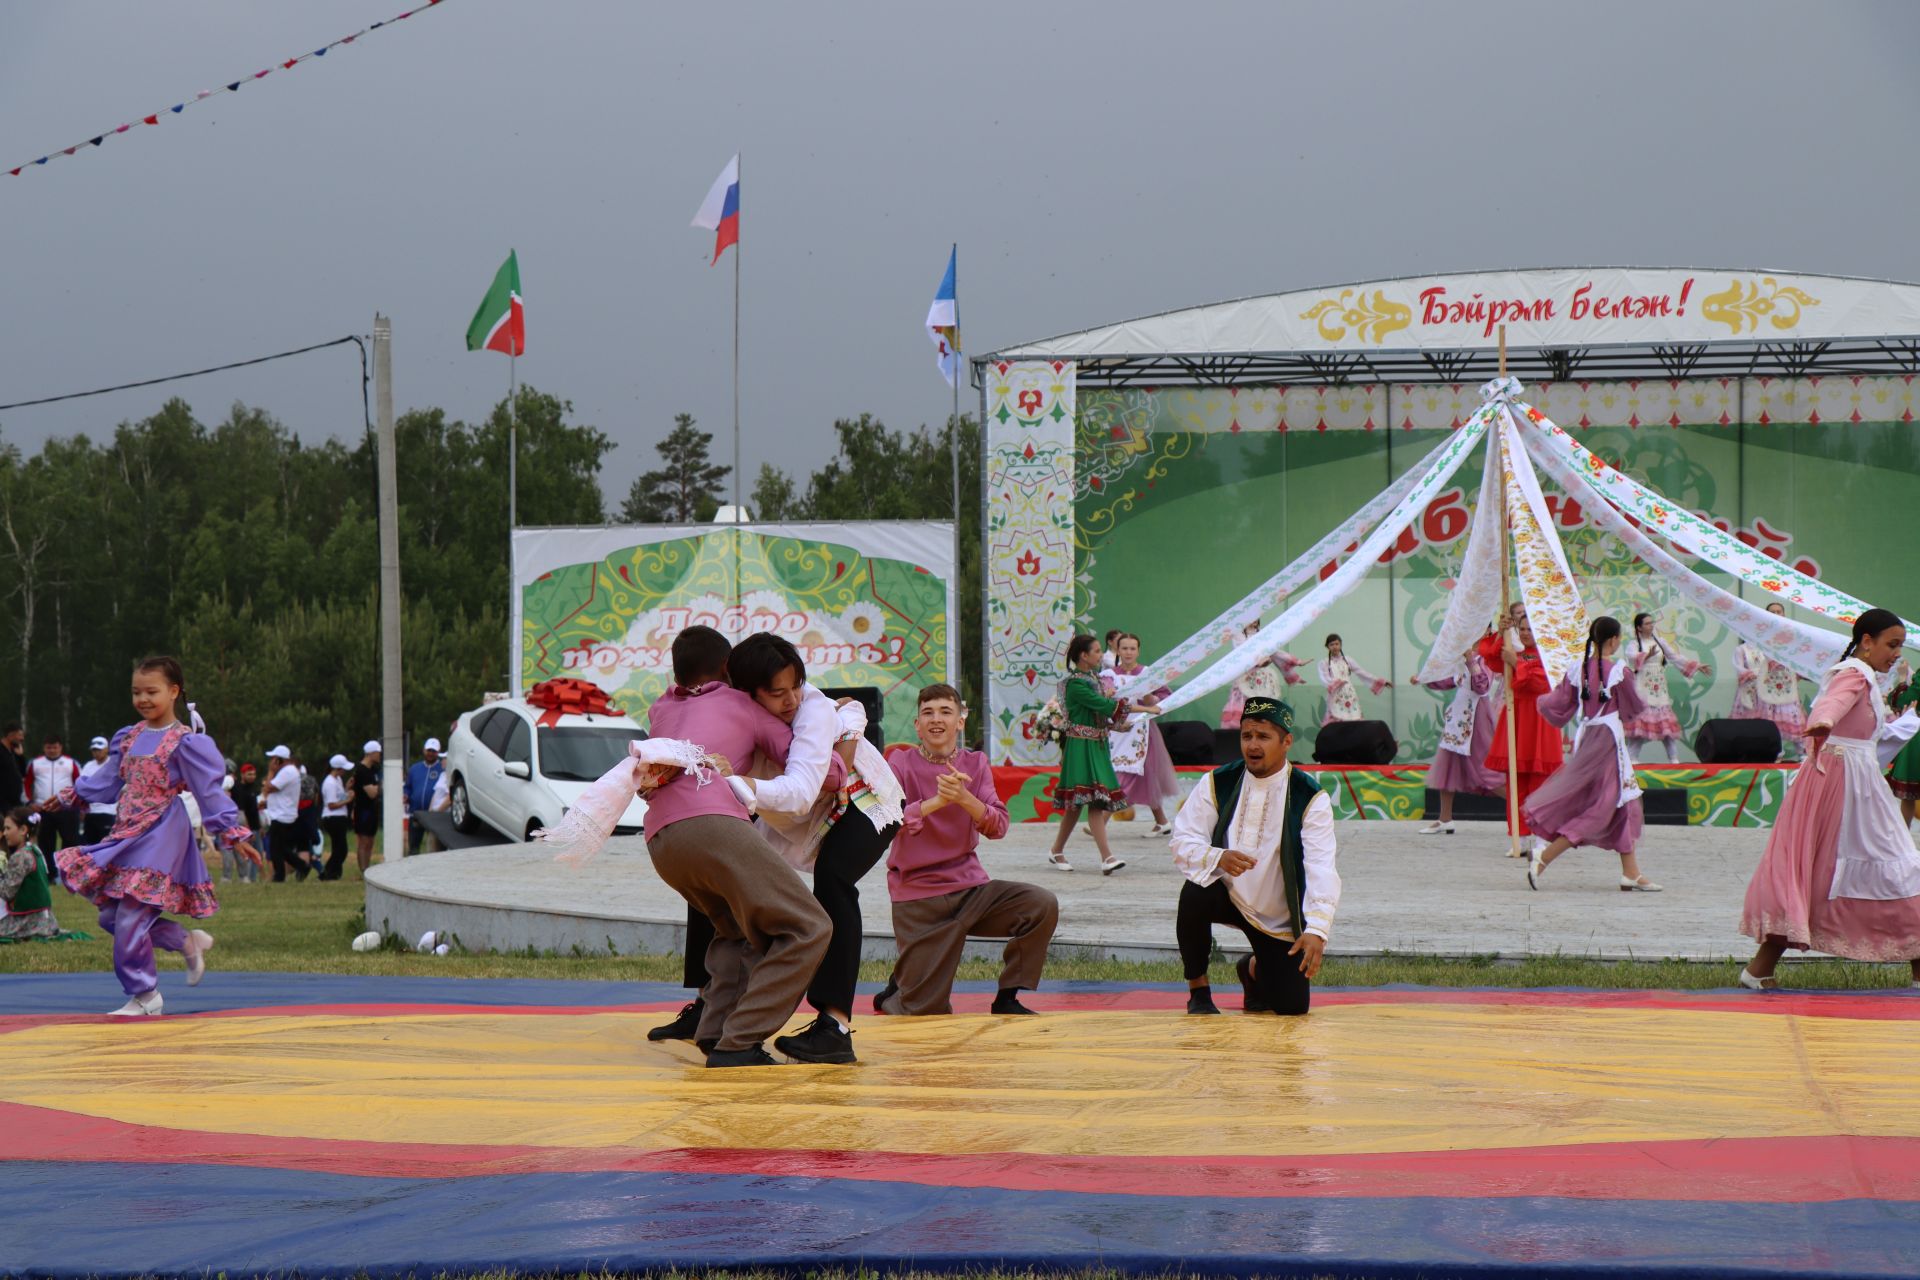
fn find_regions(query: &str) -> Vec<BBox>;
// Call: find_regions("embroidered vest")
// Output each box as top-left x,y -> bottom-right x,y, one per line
1208,760 -> 1321,938
7,846 -> 52,915
109,724 -> 191,842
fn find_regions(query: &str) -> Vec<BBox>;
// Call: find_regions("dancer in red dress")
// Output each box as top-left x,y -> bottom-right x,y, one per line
1482,606 -> 1563,856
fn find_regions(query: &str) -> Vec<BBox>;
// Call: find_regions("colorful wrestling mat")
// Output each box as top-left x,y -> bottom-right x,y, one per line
2,974 -> 1917,1278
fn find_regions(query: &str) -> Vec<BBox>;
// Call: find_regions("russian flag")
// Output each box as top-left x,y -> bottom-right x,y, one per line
691,154 -> 740,265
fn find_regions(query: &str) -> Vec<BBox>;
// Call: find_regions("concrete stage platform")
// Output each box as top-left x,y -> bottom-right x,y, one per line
367,819 -> 1774,963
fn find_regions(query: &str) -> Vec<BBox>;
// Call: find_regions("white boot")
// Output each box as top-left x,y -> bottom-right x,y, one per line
108,991 -> 163,1017
185,930 -> 214,987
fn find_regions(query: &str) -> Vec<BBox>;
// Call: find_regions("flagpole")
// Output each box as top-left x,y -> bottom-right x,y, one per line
948,243 -> 962,697
1496,324 -> 1522,858
732,151 -> 742,521
508,351 -> 519,691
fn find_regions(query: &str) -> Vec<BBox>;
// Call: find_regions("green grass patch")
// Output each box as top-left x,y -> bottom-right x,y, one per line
4,865 -> 1914,991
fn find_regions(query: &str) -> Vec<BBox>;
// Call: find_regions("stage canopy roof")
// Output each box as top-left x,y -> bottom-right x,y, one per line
979,267 -> 1920,387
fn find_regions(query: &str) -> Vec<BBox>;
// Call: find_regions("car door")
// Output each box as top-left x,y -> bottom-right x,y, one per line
498,714 -> 535,837
474,709 -> 517,831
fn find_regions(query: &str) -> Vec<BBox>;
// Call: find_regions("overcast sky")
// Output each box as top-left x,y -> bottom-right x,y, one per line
4,1 -> 1917,507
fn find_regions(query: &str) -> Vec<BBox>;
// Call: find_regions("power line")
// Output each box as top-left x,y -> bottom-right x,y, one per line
0,336 -> 364,412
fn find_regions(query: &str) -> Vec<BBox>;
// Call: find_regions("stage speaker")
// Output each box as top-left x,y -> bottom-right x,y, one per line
1159,719 -> 1216,767
1212,728 -> 1245,766
1312,720 -> 1398,765
1643,787 -> 1689,825
1693,718 -> 1781,765
817,686 -> 885,750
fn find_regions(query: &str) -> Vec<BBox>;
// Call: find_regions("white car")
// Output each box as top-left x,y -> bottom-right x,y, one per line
444,697 -> 649,843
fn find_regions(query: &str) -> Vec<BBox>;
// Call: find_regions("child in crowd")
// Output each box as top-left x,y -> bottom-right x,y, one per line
1413,634 -> 1503,835
1318,633 -> 1390,725
1622,612 -> 1711,763
0,808 -> 60,941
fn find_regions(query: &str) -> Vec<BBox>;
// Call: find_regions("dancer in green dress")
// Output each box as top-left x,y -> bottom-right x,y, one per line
1886,676 -> 1920,827
1048,634 -> 1160,875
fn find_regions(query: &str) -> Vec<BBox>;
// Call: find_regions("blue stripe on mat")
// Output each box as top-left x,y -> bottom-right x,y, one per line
0,1162 -> 1913,1279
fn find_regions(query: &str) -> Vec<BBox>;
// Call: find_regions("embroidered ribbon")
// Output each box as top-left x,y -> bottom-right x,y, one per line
1156,407 -> 1493,712
1114,405 -> 1495,698
538,737 -> 720,865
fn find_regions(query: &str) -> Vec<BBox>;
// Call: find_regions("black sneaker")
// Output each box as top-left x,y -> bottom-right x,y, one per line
871,978 -> 898,1015
774,1014 -> 858,1064
696,1038 -> 717,1055
990,992 -> 1038,1015
1237,956 -> 1271,1014
1186,987 -> 1220,1016
706,1044 -> 778,1068
647,999 -> 705,1042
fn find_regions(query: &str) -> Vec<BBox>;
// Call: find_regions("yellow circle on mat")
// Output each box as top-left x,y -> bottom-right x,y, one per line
6,1005 -> 1918,1157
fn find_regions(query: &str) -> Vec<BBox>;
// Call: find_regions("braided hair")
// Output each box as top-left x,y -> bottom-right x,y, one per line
1582,615 -> 1624,701
1839,608 -> 1903,663
1631,612 -> 1663,667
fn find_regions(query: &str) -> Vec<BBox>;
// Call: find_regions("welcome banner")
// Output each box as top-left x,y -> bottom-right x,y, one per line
514,522 -> 955,746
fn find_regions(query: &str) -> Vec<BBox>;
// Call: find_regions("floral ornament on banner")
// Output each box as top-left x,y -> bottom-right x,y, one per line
1156,407 -> 1493,713
6,0 -> 453,182
1114,403 -> 1496,700
1518,400 -> 1915,636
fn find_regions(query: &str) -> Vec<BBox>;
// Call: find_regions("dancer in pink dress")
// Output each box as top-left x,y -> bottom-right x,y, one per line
1111,633 -> 1180,835
1730,601 -> 1808,760
1413,636 -> 1503,835
1622,612 -> 1711,762
1739,609 -> 1920,989
1220,620 -> 1305,730
1523,616 -> 1661,892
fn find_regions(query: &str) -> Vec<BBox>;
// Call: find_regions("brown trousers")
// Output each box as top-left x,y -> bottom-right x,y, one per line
882,879 -> 1058,1015
647,814 -> 830,1052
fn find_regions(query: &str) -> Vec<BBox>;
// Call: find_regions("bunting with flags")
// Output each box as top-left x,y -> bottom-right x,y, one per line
5,0 -> 453,182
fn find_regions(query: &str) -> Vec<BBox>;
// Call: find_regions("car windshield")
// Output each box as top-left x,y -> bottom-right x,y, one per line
536,726 -> 647,782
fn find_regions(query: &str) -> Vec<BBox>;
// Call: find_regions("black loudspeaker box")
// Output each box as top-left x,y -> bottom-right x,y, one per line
1158,719 -> 1216,767
1313,719 -> 1398,765
817,686 -> 886,750
1693,718 -> 1782,765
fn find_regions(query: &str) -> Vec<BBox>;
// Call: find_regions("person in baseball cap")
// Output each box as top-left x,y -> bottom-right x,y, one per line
80,736 -> 117,845
350,740 -> 384,874
405,737 -> 446,857
1167,696 -> 1341,1018
318,755 -> 354,880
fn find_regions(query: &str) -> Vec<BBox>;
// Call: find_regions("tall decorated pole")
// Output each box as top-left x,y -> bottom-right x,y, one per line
466,249 -> 526,688
926,244 -> 963,682
692,154 -> 743,519
1495,325 -> 1522,857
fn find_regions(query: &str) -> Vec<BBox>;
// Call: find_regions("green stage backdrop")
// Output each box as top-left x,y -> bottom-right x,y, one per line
986,373 -> 1920,764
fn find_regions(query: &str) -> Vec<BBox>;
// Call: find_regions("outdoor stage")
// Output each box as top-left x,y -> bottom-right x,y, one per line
2,973 -> 1917,1278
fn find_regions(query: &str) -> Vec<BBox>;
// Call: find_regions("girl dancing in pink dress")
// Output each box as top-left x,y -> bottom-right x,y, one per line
1738,609 -> 1920,990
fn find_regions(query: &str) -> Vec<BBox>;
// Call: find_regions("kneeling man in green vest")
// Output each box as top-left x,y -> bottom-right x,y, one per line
1170,696 -> 1340,1015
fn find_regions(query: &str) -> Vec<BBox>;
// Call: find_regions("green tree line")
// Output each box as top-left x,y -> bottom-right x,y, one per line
0,389 -> 980,765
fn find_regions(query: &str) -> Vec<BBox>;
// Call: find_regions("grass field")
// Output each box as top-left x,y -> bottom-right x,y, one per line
4,861 -> 1915,990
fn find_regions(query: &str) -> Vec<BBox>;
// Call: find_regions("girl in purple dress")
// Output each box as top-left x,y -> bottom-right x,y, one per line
57,656 -> 261,1016
1524,616 -> 1663,893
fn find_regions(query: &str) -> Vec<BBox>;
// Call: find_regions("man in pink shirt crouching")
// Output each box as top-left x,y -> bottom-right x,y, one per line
873,684 -> 1057,1016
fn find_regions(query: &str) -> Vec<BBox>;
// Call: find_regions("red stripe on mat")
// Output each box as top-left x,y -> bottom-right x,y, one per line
2,1099 -> 1914,1201
3,987 -> 1917,1031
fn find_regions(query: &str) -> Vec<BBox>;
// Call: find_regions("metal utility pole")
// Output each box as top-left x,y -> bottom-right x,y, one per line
374,314 -> 406,855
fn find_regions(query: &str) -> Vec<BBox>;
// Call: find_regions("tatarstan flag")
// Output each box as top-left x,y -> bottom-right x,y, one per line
465,250 -> 525,355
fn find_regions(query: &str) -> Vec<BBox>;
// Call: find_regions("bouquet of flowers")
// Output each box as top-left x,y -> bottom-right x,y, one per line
1033,695 -> 1068,748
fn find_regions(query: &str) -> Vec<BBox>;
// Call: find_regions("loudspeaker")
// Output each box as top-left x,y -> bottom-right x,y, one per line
1313,719 -> 1398,765
1159,719 -> 1216,767
1212,728 -> 1245,767
1693,718 -> 1781,765
817,686 -> 886,750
